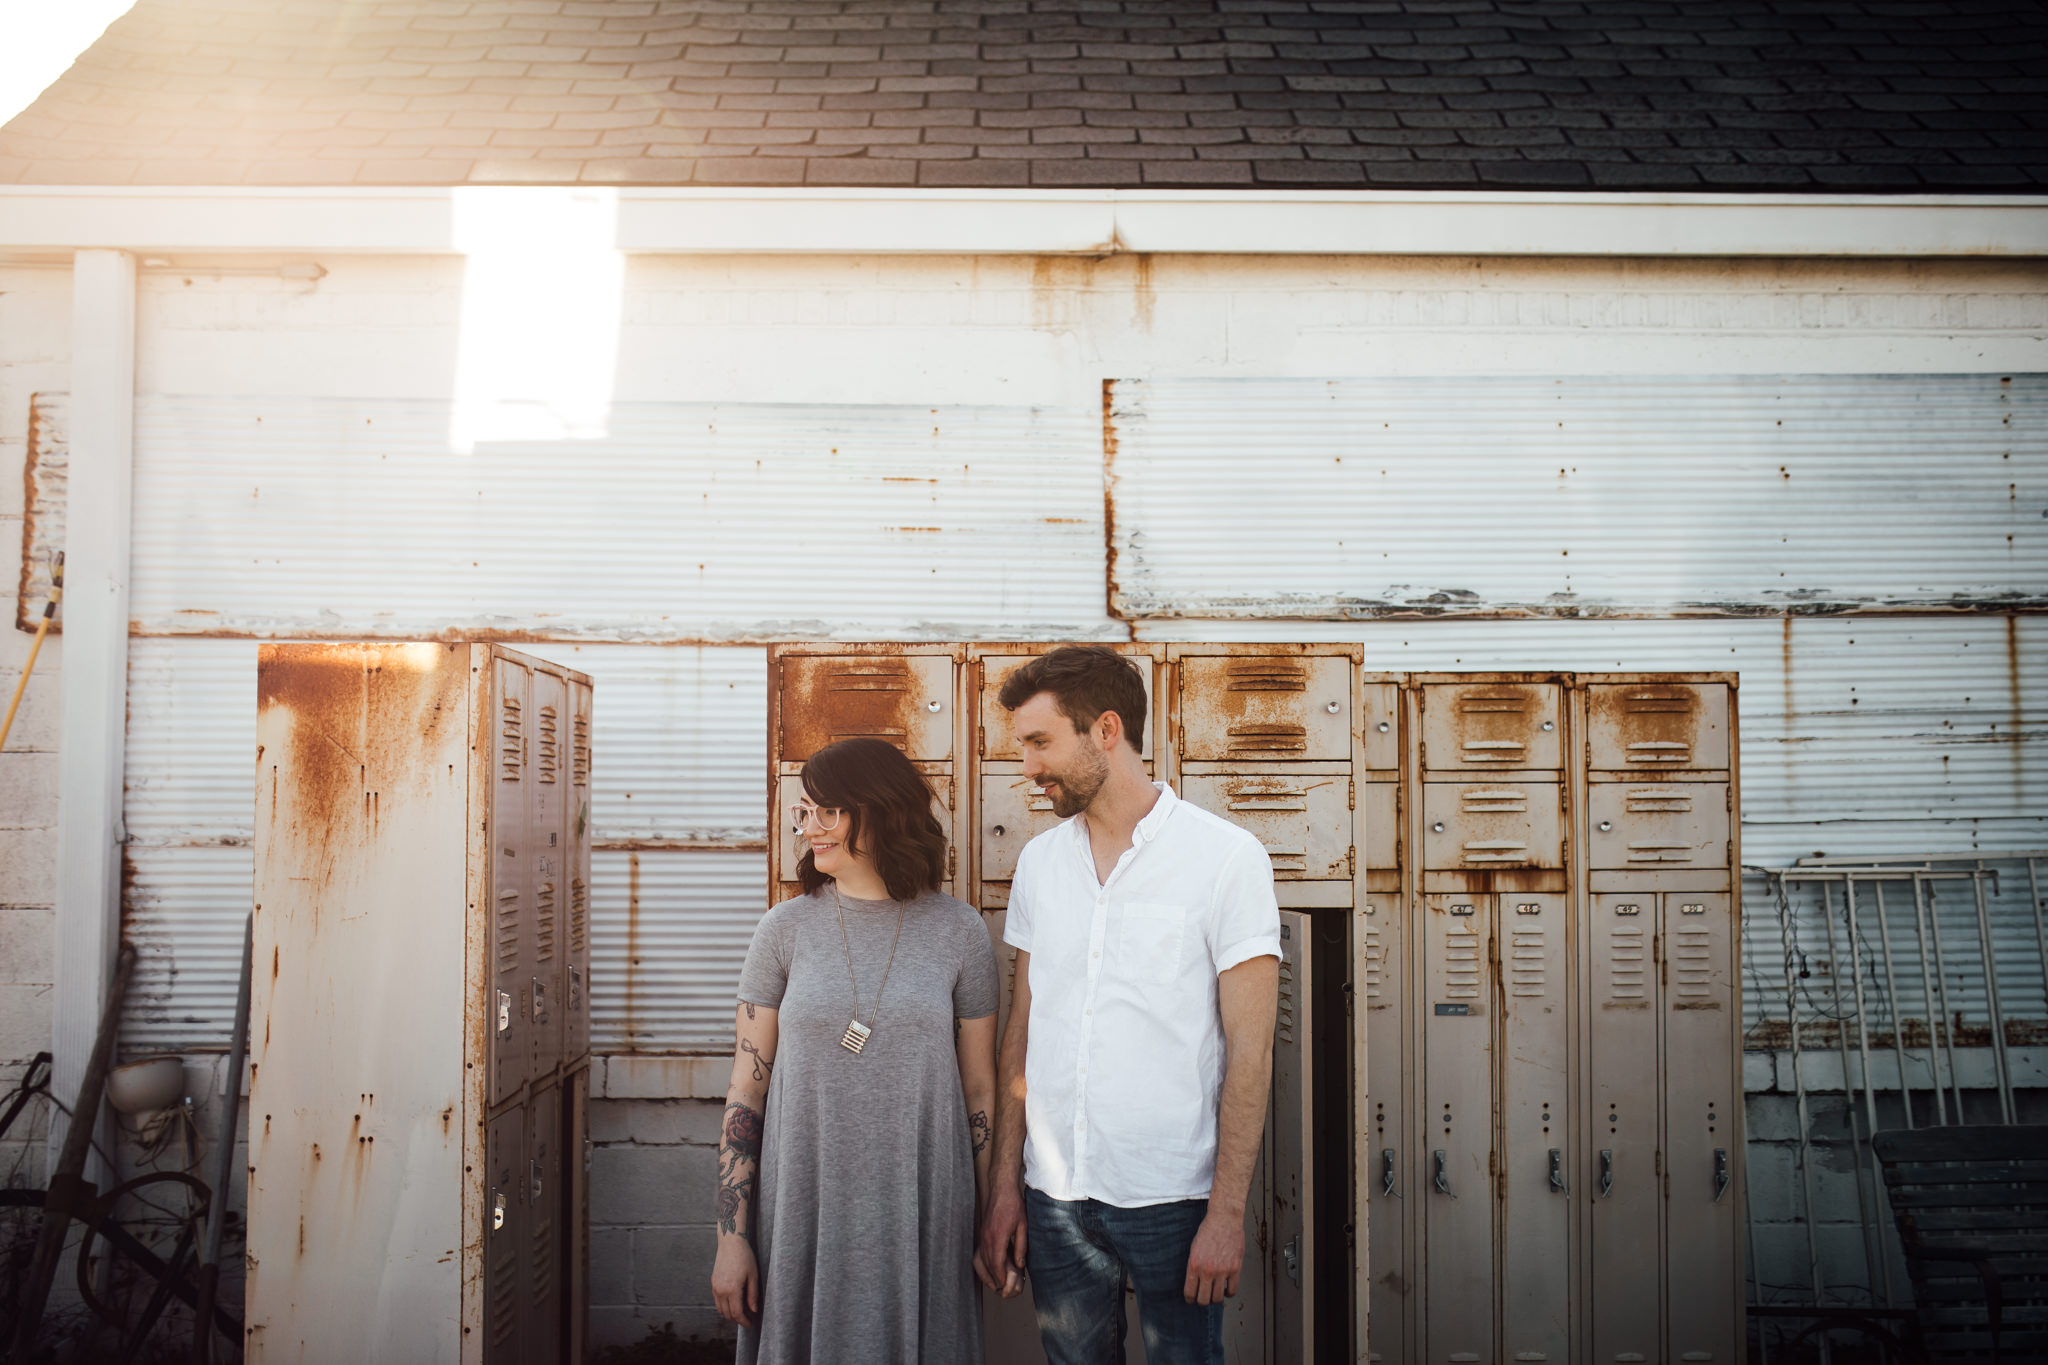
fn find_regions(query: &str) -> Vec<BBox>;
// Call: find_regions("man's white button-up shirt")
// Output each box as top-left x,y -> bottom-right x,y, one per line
1005,783 -> 1281,1207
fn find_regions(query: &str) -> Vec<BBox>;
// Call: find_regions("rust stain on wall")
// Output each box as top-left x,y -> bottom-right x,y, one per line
1103,379 -> 1123,626
17,393 -> 65,635
625,852 -> 641,1048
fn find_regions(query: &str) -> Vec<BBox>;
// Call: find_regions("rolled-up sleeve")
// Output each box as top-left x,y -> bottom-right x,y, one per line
1208,839 -> 1281,973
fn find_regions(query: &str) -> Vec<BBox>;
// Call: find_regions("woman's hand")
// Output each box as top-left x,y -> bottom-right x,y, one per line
712,1236 -> 761,1326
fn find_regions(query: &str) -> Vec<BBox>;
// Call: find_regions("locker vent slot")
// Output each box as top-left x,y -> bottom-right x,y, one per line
536,881 -> 556,962
826,668 -> 911,692
1461,788 -> 1529,812
832,727 -> 910,747
537,704 -> 559,783
532,1213 -> 555,1300
1462,841 -> 1530,865
1673,926 -> 1713,1000
1626,741 -> 1689,764
572,713 -> 591,785
1607,921 -> 1647,1001
1624,693 -> 1691,713
1460,695 -> 1527,714
569,878 -> 588,954
499,696 -> 523,778
496,889 -> 519,973
1461,738 -> 1527,762
1262,843 -> 1309,873
488,1242 -> 518,1344
1444,926 -> 1482,999
1363,927 -> 1385,1001
1224,661 -> 1307,691
1225,724 -> 1308,755
1623,788 -> 1693,812
1277,957 -> 1297,1043
1627,843 -> 1695,863
1222,783 -> 1309,812
1509,928 -> 1549,998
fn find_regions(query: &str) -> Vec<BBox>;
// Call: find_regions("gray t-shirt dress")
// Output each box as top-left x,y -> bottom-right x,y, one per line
736,887 -> 1000,1365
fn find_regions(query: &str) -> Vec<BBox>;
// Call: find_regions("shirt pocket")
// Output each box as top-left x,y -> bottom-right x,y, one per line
1117,902 -> 1188,984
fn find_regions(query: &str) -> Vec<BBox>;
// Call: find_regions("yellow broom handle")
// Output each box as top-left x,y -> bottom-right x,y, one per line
0,553 -> 60,753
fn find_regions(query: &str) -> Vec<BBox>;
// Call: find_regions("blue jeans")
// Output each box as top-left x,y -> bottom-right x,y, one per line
1024,1185 -> 1223,1365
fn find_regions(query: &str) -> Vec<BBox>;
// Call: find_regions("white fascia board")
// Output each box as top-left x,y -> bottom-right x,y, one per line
0,184 -> 2044,257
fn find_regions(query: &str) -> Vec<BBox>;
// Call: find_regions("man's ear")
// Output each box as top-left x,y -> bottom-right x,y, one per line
1093,708 -> 1123,752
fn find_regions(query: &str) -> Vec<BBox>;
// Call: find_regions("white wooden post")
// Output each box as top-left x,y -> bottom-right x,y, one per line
50,248 -> 136,1174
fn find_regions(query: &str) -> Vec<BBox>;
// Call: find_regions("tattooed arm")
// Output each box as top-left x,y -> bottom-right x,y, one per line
712,1001 -> 778,1326
955,1012 -> 999,1284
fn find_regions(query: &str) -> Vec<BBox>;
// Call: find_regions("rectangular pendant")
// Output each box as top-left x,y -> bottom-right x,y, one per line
840,1019 -> 872,1054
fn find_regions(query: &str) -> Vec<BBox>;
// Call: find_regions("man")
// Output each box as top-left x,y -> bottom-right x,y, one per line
976,645 -> 1280,1365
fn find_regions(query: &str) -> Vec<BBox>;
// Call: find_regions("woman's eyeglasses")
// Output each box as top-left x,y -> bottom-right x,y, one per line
789,801 -> 845,833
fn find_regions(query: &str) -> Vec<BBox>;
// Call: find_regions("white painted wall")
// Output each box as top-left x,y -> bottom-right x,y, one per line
2,246 -> 2043,1350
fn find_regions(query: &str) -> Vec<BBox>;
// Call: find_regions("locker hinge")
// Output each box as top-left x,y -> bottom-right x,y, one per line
947,848 -> 956,879
1347,778 -> 1355,811
977,724 -> 985,756
1346,845 -> 1356,877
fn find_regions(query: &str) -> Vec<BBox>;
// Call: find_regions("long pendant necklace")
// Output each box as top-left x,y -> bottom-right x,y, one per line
833,884 -> 904,1055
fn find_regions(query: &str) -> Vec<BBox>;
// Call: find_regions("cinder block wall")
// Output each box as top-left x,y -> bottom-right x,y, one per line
588,1096 -> 732,1350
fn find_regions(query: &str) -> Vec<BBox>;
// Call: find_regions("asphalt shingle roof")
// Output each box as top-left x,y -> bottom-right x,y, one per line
3,1 -> 2044,190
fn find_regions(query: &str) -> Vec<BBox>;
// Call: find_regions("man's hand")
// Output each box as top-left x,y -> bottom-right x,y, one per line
978,1179 -> 1029,1298
1183,1207 -> 1243,1306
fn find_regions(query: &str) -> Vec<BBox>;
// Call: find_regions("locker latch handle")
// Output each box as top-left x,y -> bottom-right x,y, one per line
1713,1148 -> 1730,1203
1282,1234 -> 1301,1286
496,990 -> 512,1036
1381,1148 -> 1397,1198
491,1190 -> 506,1232
532,977 -> 549,1026
1549,1148 -> 1568,1195
530,1158 -> 544,1204
1432,1149 -> 1454,1199
1599,1149 -> 1614,1198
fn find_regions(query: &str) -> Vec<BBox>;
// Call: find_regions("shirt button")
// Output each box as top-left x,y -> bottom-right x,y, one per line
1091,950 -> 1100,959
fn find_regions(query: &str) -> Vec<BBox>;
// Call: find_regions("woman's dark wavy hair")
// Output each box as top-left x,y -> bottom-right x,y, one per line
796,737 -> 948,902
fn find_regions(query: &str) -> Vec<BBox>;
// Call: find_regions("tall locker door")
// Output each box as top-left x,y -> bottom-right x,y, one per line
484,1107 -> 524,1365
1588,894 -> 1661,1365
566,676 -> 593,1065
531,668 -> 568,1082
525,1082 -> 563,1364
1664,893 -> 1739,1365
566,1066 -> 590,1365
491,656 -> 533,1107
1273,911 -> 1315,1364
1361,894 -> 1407,1365
1421,895 -> 1493,1365
1499,894 -> 1571,1365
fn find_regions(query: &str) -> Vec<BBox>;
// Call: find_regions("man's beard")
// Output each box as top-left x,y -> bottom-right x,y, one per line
1043,745 -> 1109,818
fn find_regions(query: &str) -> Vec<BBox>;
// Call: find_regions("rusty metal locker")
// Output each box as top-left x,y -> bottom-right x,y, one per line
1588,892 -> 1663,1365
1663,892 -> 1741,1364
566,1064 -> 591,1365
1422,894 -> 1495,1365
1272,912 -> 1315,1363
250,643 -> 594,1364
525,1080 -> 563,1362
1499,893 -> 1570,1365
493,652 -> 533,1108
485,1106 -> 524,1359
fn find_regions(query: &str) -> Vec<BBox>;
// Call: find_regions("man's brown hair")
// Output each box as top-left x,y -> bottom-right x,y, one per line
996,645 -> 1147,753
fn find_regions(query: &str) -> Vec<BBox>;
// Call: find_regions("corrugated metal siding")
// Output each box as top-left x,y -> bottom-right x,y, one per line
525,644 -> 767,843
126,396 -> 1109,641
122,638 -> 776,1051
1106,375 -> 2046,619
590,850 -> 766,1053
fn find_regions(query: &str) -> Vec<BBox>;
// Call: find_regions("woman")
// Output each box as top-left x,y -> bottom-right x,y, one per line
712,736 -> 1000,1364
